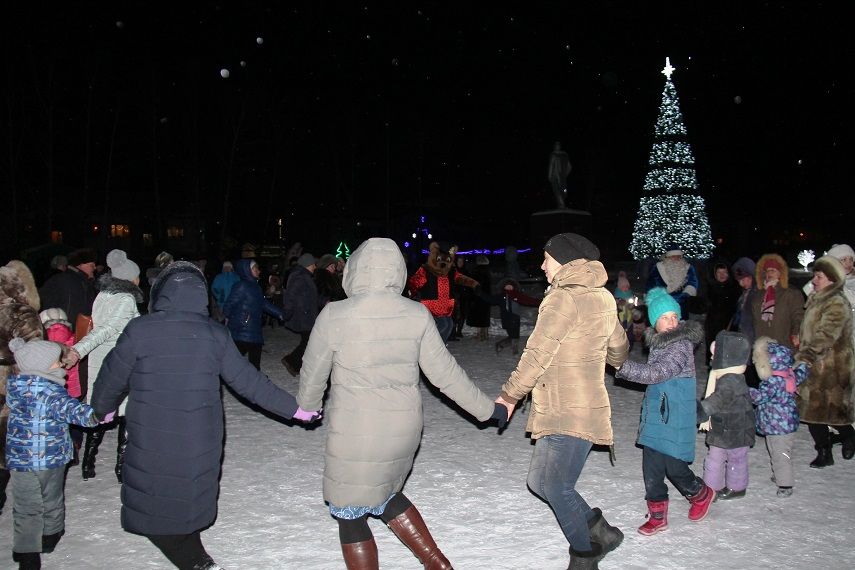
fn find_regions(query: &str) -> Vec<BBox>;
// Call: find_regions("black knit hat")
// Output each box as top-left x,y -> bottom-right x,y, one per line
543,233 -> 599,264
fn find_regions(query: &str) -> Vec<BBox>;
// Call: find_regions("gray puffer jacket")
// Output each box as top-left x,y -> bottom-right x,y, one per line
297,238 -> 495,509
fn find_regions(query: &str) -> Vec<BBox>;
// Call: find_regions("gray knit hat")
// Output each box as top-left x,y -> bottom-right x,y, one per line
9,337 -> 62,373
297,253 -> 317,268
107,249 -> 140,281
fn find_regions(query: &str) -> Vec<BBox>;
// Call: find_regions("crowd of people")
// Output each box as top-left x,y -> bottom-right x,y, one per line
0,236 -> 853,569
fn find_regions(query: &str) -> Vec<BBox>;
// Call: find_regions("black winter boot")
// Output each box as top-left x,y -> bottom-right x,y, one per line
82,429 -> 105,480
810,446 -> 834,468
587,508 -> 623,559
567,542 -> 603,570
842,432 -> 855,460
13,551 -> 41,569
115,416 -> 128,483
42,530 -> 64,553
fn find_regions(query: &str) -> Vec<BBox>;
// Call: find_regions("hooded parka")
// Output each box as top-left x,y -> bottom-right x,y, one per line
297,238 -> 495,509
91,262 -> 300,535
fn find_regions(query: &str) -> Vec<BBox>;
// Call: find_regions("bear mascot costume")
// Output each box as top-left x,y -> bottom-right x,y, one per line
407,242 -> 479,342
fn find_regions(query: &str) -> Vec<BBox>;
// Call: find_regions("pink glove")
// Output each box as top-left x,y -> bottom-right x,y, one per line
100,411 -> 116,424
293,406 -> 321,423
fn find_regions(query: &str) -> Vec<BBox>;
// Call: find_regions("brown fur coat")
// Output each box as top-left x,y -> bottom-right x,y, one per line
0,260 -> 44,469
796,256 -> 855,426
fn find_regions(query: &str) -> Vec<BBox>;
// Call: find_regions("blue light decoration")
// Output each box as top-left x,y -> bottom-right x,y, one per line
402,214 -> 531,256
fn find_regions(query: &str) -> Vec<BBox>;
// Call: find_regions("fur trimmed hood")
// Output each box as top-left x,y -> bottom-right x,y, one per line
96,273 -> 144,303
644,319 -> 704,350
753,336 -> 794,381
0,260 -> 40,311
755,254 -> 788,289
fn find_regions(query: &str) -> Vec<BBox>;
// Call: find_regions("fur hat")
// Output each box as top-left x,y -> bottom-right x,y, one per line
316,254 -> 337,270
106,249 -> 140,281
68,248 -> 97,267
544,233 -> 599,264
1,260 -> 41,310
221,260 -> 234,271
813,255 -> 845,284
755,254 -> 788,289
9,337 -> 61,374
297,253 -> 317,268
827,243 -> 855,261
39,307 -> 71,329
711,331 -> 751,369
646,287 -> 681,325
155,251 -> 174,268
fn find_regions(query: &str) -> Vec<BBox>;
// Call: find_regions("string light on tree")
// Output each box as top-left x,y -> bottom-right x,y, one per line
629,57 -> 714,260
797,249 -> 815,271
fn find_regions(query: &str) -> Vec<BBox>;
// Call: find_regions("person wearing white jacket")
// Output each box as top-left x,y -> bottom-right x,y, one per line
64,249 -> 142,483
297,237 -> 507,570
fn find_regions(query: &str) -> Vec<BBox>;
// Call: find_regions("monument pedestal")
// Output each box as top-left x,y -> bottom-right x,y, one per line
530,208 -> 592,251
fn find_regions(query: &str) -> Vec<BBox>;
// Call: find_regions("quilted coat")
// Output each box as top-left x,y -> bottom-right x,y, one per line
72,274 -> 143,411
500,258 -> 629,445
91,262 -> 300,535
297,238 -> 495,508
5,371 -> 98,471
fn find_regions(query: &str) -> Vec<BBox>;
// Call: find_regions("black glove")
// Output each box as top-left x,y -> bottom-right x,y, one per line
491,402 -> 509,429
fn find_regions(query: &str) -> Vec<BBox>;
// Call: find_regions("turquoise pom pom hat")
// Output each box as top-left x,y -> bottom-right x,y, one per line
645,287 -> 681,326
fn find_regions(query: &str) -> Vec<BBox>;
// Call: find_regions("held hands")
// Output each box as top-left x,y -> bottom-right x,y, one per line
63,348 -> 81,368
492,395 -> 516,430
293,406 -> 322,423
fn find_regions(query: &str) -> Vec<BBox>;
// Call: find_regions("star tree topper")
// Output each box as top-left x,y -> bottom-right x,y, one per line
662,57 -> 675,79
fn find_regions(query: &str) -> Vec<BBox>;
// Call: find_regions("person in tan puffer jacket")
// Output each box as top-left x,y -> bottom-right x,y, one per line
496,233 -> 629,569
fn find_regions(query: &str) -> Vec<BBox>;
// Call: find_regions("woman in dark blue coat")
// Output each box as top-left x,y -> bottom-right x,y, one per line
91,262 -> 317,569
222,258 -> 285,369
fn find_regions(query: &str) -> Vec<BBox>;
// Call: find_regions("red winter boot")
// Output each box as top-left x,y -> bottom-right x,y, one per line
688,484 -> 715,522
637,499 -> 669,536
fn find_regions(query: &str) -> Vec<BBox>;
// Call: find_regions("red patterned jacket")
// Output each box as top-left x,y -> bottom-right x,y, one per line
407,266 -> 478,318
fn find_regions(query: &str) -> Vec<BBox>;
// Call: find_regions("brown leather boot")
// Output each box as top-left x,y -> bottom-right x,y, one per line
387,506 -> 453,569
341,538 -> 379,570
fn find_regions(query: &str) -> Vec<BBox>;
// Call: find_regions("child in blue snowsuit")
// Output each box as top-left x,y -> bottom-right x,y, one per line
749,336 -> 809,498
5,337 -> 103,568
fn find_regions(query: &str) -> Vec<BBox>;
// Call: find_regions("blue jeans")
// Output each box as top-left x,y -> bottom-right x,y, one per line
527,435 -> 593,551
434,316 -> 454,343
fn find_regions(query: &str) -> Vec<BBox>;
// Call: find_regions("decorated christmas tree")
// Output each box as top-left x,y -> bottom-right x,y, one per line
629,57 -> 714,260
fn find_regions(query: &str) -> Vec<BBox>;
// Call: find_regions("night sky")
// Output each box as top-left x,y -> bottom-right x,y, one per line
3,2 -> 851,261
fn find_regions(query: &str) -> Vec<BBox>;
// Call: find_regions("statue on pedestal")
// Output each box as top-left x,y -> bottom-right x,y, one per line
547,141 -> 572,209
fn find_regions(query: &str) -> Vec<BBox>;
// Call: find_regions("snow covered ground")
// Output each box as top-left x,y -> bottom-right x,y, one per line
1,320 -> 853,569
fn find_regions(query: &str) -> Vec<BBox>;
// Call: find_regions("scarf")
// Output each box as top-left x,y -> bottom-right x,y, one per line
772,368 -> 797,394
698,364 -> 748,431
761,281 -> 777,323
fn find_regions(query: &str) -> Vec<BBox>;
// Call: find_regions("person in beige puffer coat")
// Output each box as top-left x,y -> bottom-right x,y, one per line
297,237 -> 506,570
496,233 -> 629,569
